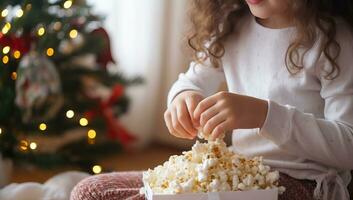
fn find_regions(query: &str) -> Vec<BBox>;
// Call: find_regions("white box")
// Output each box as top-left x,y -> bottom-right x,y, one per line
143,180 -> 278,200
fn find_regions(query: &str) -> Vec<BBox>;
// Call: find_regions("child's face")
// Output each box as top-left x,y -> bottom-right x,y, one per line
245,0 -> 290,20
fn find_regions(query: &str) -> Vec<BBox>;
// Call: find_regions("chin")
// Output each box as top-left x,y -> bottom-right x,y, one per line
248,6 -> 272,19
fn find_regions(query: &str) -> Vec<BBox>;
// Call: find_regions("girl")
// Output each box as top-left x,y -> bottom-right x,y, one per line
71,0 -> 353,200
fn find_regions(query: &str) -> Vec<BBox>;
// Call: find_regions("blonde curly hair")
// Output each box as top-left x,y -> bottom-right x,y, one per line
188,0 -> 353,79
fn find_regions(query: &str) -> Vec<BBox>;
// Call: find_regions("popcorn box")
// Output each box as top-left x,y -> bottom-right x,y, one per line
144,180 -> 278,200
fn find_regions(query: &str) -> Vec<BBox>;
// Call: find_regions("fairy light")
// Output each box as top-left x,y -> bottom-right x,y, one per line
69,29 -> 78,39
16,9 -> 24,18
87,129 -> 96,139
0,128 -> 2,135
39,123 -> 47,131
92,165 -> 102,174
66,110 -> 74,118
29,142 -> 37,150
11,72 -> 17,80
46,48 -> 54,56
2,46 -> 10,54
2,22 -> 11,34
1,9 -> 8,17
63,0 -> 73,9
37,27 -> 45,36
13,50 -> 21,59
2,55 -> 9,64
20,140 -> 28,151
79,118 -> 88,126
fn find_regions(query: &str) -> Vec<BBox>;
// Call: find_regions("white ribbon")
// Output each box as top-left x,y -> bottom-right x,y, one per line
314,169 -> 349,200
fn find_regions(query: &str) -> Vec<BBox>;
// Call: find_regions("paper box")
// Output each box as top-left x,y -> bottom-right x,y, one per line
143,180 -> 278,200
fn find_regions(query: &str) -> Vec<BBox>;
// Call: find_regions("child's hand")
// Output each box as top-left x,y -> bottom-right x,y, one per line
164,91 -> 204,139
193,92 -> 268,140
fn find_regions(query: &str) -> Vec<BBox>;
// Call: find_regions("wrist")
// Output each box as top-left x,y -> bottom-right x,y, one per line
257,99 -> 269,128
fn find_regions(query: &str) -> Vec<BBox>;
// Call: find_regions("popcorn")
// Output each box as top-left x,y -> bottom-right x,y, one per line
143,139 -> 285,195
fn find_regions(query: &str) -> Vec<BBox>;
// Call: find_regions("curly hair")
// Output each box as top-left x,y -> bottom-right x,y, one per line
188,0 -> 353,79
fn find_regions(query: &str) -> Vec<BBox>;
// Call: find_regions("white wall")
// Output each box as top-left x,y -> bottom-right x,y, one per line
88,0 -> 193,148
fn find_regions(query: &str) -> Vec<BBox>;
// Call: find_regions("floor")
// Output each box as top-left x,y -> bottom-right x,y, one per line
11,144 -> 181,183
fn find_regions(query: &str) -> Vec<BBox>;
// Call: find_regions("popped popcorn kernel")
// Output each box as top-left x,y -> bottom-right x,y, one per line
143,139 -> 284,194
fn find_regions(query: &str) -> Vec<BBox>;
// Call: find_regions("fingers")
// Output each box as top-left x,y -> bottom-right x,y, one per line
199,105 -> 219,127
185,97 -> 199,127
177,102 -> 197,137
164,110 -> 176,136
172,107 -> 193,139
202,111 -> 226,136
210,120 -> 230,141
194,95 -> 218,122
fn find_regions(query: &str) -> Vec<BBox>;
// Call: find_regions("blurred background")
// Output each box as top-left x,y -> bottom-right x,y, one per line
0,0 -> 197,187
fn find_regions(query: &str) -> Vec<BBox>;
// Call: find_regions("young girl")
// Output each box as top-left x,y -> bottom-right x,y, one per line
71,0 -> 353,200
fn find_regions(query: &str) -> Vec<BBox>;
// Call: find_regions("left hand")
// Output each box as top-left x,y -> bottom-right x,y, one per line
193,91 -> 268,140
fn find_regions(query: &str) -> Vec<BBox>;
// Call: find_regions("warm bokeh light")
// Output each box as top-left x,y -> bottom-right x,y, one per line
87,129 -> 97,139
16,9 -> 24,18
2,22 -> 11,34
63,1 -> 73,9
29,142 -> 37,150
79,118 -> 88,126
46,48 -> 54,56
69,29 -> 78,39
11,72 -> 17,80
92,165 -> 102,174
39,123 -> 47,131
2,46 -> 10,54
20,140 -> 28,151
66,110 -> 75,118
13,50 -> 21,59
1,9 -> 9,17
37,27 -> 45,36
0,128 -> 2,135
2,55 -> 9,64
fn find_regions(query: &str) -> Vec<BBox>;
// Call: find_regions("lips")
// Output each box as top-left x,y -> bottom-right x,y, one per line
246,0 -> 263,5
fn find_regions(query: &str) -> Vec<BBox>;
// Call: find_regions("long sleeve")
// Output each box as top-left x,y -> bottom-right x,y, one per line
259,24 -> 353,170
167,61 -> 225,105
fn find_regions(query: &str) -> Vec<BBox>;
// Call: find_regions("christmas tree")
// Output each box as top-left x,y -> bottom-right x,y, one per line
0,0 -> 141,173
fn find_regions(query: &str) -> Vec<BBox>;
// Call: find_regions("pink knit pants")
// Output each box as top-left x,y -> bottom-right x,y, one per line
70,171 -> 353,200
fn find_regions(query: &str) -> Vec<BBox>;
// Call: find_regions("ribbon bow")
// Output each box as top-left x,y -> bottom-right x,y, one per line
85,84 -> 136,147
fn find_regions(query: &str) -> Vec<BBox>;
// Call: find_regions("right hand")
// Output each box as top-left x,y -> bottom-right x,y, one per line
164,91 -> 204,139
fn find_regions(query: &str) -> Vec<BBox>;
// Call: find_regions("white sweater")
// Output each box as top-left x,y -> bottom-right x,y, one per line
168,14 -> 353,200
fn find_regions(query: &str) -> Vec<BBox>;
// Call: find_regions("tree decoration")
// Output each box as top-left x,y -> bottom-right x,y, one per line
0,0 -> 142,172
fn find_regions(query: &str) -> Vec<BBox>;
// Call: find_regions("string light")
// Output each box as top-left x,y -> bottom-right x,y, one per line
79,118 -> 88,126
46,48 -> 54,56
2,22 -> 11,34
13,50 -> 21,59
11,72 -> 17,80
29,142 -> 37,150
69,29 -> 78,39
20,140 -> 28,151
0,128 -> 2,135
1,9 -> 8,17
87,129 -> 96,139
39,123 -> 47,131
37,27 -> 45,36
66,110 -> 75,118
16,9 -> 24,18
63,0 -> 73,9
92,165 -> 102,174
2,55 -> 9,64
2,46 -> 10,54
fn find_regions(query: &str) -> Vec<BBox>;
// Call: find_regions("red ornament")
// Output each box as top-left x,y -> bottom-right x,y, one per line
91,27 -> 115,68
0,33 -> 32,55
